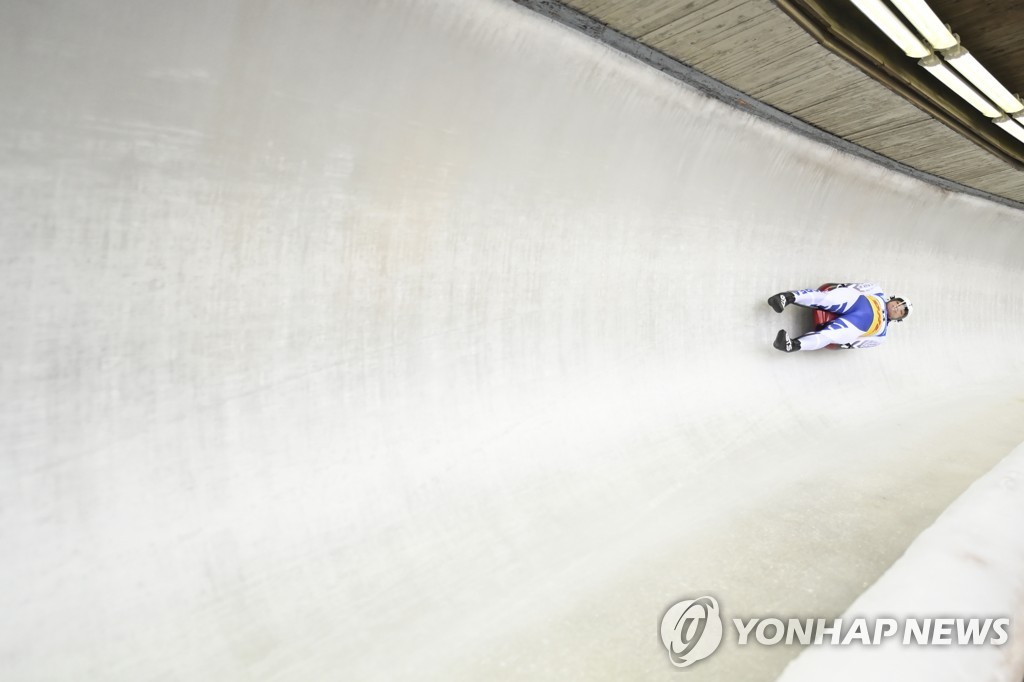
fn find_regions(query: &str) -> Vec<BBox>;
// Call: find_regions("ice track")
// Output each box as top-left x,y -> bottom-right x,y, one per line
2,1 -> 1024,680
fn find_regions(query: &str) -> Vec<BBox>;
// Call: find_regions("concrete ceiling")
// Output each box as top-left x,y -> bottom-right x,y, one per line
520,0 -> 1024,207
929,0 -> 1024,93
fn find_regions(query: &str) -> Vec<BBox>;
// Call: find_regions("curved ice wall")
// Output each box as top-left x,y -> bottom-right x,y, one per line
2,1 -> 1024,680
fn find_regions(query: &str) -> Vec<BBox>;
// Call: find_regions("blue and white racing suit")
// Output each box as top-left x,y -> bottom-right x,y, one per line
793,283 -> 892,351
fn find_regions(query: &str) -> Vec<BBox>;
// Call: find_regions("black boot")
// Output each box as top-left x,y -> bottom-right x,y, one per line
767,292 -> 796,313
773,329 -> 801,352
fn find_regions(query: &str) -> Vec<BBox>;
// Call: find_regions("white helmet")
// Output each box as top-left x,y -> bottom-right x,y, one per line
891,296 -> 913,321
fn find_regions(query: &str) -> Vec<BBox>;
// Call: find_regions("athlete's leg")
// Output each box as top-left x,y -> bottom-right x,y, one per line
794,316 -> 864,351
790,287 -> 862,314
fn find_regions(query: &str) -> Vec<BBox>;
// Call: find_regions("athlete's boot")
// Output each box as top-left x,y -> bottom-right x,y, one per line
767,292 -> 796,313
773,329 -> 801,352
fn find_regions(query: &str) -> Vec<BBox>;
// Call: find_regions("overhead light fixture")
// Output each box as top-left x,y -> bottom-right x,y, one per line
943,46 -> 1024,114
993,116 -> 1024,145
850,0 -> 930,58
918,55 -> 1002,118
890,0 -> 957,50
852,0 -> 1024,153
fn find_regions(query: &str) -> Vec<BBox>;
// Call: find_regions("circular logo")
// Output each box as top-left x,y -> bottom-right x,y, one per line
660,596 -> 724,668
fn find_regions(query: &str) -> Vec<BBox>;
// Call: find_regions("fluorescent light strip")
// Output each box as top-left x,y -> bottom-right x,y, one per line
944,48 -> 1024,114
850,0 -> 930,58
918,55 -> 1002,118
993,116 -> 1024,145
890,0 -> 957,49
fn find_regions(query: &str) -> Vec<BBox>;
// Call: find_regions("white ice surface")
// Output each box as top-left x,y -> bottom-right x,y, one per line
1,1 -> 1024,681
777,440 -> 1024,681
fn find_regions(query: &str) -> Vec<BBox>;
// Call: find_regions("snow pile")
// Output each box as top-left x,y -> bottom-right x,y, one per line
777,440 -> 1024,681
